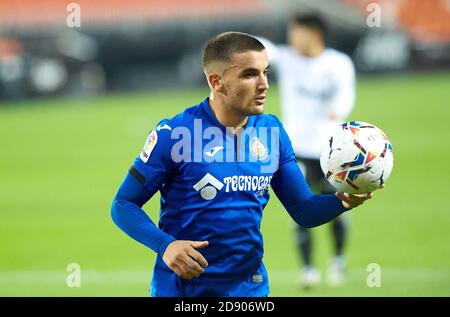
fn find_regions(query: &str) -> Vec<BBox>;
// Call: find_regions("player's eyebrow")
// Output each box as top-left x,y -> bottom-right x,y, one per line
240,65 -> 270,74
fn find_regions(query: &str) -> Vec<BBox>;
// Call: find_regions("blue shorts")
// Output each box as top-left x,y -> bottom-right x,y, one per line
150,259 -> 270,297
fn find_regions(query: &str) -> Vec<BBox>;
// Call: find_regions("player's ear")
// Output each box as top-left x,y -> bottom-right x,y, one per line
207,73 -> 224,93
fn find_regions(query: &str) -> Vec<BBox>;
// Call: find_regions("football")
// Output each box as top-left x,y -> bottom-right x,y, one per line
320,121 -> 394,194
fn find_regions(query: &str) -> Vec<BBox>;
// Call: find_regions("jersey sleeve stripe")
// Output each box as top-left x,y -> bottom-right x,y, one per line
128,166 -> 146,184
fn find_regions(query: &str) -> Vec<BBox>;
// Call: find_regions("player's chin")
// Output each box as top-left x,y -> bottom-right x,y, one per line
249,100 -> 265,114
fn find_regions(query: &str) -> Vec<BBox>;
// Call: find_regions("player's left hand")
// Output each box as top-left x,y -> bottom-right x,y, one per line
336,184 -> 384,209
336,192 -> 372,209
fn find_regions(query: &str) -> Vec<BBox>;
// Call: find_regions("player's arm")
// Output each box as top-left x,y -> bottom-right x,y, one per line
326,55 -> 356,121
111,124 -> 208,280
271,157 -> 372,228
270,117 -> 371,228
111,167 -> 175,255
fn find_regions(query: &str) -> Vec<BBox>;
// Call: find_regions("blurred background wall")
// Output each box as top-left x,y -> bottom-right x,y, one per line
1,0 -> 449,100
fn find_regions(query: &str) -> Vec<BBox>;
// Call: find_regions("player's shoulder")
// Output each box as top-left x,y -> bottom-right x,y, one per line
137,101 -> 204,164
323,48 -> 354,67
252,113 -> 283,128
252,113 -> 292,146
152,100 -> 204,132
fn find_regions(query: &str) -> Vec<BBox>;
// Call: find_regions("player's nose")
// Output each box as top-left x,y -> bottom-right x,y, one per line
256,73 -> 269,91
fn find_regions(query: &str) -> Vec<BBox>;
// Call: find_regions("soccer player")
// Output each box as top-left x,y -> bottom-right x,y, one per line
257,14 -> 356,288
111,32 -> 372,297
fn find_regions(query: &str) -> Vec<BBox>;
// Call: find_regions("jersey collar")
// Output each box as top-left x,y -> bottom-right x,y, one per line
200,97 -> 255,130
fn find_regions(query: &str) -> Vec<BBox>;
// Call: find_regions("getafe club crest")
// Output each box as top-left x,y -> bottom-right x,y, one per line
250,137 -> 268,161
140,130 -> 158,163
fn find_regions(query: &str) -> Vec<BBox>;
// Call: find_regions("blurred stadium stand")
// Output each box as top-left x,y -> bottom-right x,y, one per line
0,0 -> 449,100
346,0 -> 450,71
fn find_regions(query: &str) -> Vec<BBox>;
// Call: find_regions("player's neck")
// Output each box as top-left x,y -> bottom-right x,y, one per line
304,43 -> 325,58
208,96 -> 248,131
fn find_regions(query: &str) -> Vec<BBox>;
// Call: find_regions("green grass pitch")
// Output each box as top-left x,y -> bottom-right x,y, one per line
0,72 -> 449,296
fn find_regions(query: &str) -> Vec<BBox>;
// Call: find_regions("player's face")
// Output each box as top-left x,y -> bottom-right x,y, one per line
221,50 -> 270,116
288,25 -> 318,54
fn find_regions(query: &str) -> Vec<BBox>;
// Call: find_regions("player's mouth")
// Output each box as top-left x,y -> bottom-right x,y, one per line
254,95 -> 266,106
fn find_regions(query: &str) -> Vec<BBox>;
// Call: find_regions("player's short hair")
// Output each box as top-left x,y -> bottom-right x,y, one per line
202,32 -> 265,73
290,13 -> 327,35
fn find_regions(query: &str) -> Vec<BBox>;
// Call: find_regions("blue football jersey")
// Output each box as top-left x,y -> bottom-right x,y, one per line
132,97 -> 296,296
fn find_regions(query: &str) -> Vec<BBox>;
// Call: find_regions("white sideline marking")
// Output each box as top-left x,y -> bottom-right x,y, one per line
0,268 -> 448,285
268,268 -> 450,285
0,270 -> 151,284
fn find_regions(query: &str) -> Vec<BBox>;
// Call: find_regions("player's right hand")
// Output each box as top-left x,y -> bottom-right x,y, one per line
162,240 -> 209,280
